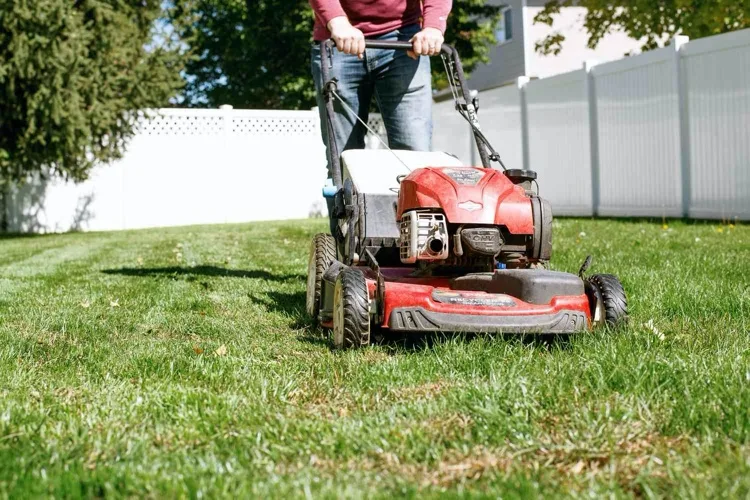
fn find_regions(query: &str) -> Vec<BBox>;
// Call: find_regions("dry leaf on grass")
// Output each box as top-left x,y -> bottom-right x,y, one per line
569,460 -> 586,475
110,299 -> 120,308
193,345 -> 204,355
643,319 -> 665,341
80,300 -> 91,308
214,344 -> 228,356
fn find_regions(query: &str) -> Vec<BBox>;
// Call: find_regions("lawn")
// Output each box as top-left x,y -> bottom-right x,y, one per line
0,217 -> 748,498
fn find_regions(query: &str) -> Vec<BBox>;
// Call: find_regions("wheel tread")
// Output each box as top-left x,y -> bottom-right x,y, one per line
338,269 -> 370,348
589,274 -> 628,326
308,233 -> 336,320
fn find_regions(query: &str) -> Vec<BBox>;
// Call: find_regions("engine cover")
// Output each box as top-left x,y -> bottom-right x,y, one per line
397,167 -> 534,235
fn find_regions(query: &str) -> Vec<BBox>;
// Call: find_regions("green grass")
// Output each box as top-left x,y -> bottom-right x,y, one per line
0,218 -> 748,498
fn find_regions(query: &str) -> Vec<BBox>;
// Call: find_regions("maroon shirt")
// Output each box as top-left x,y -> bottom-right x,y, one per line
310,0 -> 452,41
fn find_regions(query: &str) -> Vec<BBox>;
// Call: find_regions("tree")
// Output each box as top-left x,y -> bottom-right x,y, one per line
534,0 -> 750,56
0,1 -> 188,184
176,0 -> 503,109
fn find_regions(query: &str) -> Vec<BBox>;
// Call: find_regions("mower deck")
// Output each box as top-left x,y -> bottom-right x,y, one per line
321,267 -> 591,335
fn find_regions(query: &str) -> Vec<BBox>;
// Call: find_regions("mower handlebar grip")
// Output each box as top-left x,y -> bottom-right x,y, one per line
324,39 -> 454,56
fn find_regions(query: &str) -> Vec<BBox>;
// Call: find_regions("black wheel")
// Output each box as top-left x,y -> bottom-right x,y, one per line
333,269 -> 371,349
585,274 -> 628,328
306,233 -> 336,322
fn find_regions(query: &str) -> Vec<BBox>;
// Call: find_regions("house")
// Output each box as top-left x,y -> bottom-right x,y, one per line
468,0 -> 644,91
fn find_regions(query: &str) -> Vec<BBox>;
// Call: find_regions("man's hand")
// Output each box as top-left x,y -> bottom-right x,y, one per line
409,27 -> 444,59
328,16 -> 365,59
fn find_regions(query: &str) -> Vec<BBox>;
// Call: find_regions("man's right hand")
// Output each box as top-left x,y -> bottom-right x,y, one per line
328,16 -> 365,58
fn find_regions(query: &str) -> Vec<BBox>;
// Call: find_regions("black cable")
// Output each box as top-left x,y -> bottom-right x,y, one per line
455,106 -> 508,171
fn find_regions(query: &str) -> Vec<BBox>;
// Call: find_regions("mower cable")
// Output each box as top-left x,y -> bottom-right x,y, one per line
441,55 -> 461,104
330,89 -> 413,173
455,107 -> 509,171
441,55 -> 509,171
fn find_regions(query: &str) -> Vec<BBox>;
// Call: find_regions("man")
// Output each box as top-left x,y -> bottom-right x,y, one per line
310,0 -> 453,230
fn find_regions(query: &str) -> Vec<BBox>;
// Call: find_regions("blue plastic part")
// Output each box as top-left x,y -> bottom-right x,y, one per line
322,185 -> 338,199
496,262 -> 507,270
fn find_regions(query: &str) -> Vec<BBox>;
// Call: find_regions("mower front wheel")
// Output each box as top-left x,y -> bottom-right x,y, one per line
333,269 -> 371,349
306,233 -> 336,323
585,274 -> 628,328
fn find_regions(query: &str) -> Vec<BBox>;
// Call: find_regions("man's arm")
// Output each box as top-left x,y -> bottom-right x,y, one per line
410,0 -> 453,58
309,0 -> 346,30
422,0 -> 453,35
309,0 -> 365,57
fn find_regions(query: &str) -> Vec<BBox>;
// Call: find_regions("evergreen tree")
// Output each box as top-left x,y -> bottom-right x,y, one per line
0,1 -> 189,183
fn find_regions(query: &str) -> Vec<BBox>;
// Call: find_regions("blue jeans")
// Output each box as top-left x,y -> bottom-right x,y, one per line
311,25 -> 433,231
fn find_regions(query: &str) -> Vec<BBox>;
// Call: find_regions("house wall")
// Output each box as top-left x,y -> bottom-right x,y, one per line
524,5 -> 644,79
468,0 -> 527,91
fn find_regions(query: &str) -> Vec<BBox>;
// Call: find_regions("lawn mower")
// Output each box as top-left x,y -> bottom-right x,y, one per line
306,40 -> 627,348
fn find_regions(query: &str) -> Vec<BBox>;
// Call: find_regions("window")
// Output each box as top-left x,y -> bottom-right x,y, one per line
495,7 -> 513,44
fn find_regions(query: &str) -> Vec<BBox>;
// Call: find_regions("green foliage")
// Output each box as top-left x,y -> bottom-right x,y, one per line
0,1 -> 188,183
175,0 -> 317,109
535,0 -> 750,55
176,0 -> 503,109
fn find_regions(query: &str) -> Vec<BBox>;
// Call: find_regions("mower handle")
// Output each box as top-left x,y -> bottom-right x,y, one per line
324,39 -> 454,57
364,40 -> 453,56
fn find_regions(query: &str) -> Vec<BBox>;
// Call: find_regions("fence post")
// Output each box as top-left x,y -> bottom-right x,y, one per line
584,60 -> 600,217
219,104 -> 234,137
671,36 -> 691,218
517,77 -> 531,172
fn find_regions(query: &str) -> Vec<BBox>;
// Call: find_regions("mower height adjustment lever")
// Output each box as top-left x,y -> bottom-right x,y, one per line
578,255 -> 593,278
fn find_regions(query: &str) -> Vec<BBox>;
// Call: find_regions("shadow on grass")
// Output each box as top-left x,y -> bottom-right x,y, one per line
248,290 -> 321,333
102,266 -> 303,283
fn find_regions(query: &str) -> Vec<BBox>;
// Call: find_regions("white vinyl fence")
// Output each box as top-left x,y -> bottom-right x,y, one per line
6,29 -> 749,233
435,29 -> 750,220
6,108 -> 329,232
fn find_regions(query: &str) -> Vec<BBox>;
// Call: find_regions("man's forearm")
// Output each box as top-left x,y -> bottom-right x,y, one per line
422,0 -> 453,34
309,0 -> 347,28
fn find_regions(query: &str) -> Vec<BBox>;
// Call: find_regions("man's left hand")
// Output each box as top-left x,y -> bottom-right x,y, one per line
409,28 -> 444,59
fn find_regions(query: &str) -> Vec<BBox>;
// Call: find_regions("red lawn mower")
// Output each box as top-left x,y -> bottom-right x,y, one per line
306,40 -> 627,348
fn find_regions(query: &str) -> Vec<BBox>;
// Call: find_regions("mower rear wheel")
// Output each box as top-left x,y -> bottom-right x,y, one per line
585,274 -> 628,328
306,233 -> 336,322
333,269 -> 371,349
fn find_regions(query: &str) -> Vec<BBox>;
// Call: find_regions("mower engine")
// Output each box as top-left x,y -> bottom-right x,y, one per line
397,166 -> 552,270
